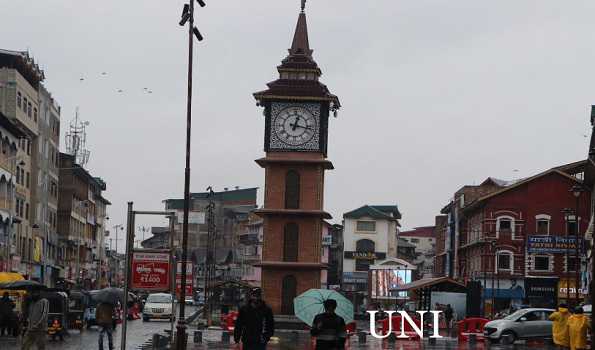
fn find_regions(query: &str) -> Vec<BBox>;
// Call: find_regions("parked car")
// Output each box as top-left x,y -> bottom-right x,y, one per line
484,308 -> 555,343
184,296 -> 194,306
142,293 -> 175,322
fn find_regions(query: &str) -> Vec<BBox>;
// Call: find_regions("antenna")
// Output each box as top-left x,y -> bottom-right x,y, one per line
65,107 -> 91,167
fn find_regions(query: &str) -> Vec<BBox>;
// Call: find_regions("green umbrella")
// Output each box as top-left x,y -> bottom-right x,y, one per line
293,289 -> 354,327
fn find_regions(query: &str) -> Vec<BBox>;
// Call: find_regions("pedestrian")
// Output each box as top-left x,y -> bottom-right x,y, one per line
568,306 -> 590,350
444,304 -> 454,337
0,292 -> 12,336
310,299 -> 347,350
21,289 -> 49,350
97,302 -> 115,350
549,303 -> 571,349
233,288 -> 275,350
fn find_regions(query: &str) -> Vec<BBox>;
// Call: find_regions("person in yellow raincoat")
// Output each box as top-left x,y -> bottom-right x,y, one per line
549,303 -> 571,349
568,306 -> 590,350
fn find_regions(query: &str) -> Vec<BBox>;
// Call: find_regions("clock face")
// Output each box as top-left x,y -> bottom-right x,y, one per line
274,107 -> 316,146
269,102 -> 321,151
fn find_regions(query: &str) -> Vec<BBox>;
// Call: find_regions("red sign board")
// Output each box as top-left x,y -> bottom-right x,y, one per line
131,252 -> 170,291
176,262 -> 193,297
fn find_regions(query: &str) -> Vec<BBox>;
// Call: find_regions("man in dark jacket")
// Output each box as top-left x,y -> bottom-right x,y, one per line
310,299 -> 347,350
234,288 -> 274,350
97,302 -> 115,350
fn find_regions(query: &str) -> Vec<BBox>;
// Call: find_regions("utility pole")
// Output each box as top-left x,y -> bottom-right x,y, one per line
177,1 -> 205,349
571,185 -> 587,306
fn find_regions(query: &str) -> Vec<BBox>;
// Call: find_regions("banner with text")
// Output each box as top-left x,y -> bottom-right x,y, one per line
527,235 -> 583,254
131,252 -> 170,291
176,262 -> 193,297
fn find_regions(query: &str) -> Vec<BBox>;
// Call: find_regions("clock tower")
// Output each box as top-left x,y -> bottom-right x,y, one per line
253,3 -> 340,315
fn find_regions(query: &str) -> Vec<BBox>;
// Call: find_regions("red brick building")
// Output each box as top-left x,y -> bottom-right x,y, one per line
435,160 -> 590,315
253,6 -> 340,315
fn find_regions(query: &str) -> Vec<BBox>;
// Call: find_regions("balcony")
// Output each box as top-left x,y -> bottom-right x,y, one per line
238,233 -> 259,245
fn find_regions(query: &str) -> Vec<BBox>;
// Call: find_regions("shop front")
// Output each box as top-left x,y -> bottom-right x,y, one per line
525,277 -> 558,308
482,278 -> 525,315
558,278 -> 588,304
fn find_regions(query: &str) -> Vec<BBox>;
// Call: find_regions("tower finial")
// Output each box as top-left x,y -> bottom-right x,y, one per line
301,0 -> 306,13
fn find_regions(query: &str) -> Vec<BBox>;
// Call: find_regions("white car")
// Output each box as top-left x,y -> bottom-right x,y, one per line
184,296 -> 194,306
143,293 -> 176,322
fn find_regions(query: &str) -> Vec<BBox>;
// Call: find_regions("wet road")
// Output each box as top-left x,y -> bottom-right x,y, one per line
0,305 -> 199,350
190,331 -> 556,350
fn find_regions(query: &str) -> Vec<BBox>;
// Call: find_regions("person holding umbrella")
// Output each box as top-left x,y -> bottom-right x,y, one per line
97,302 -> 115,350
22,289 -> 49,350
310,299 -> 347,350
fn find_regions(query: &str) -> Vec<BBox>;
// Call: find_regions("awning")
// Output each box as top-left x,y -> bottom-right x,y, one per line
392,277 -> 466,292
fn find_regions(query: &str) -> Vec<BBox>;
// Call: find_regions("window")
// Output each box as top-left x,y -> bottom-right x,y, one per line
567,220 -> 577,236
567,256 -> 579,272
26,172 -> 30,189
283,222 -> 299,262
499,219 -> 512,231
355,260 -> 371,271
356,239 -> 375,252
411,238 -> 420,243
33,108 -> 37,122
17,92 -> 21,109
27,102 -> 32,117
285,170 -> 300,209
281,275 -> 297,315
16,166 -> 21,184
537,219 -> 549,235
534,255 -> 550,271
497,252 -> 512,270
356,220 -> 376,232
23,97 -> 28,112
25,203 -> 29,221
26,140 -> 31,155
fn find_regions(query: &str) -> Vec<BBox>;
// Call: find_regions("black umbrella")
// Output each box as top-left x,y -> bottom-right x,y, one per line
90,288 -> 134,305
0,280 -> 46,290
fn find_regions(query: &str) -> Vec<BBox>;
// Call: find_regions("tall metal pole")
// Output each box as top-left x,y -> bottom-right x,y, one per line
168,215 -> 176,346
575,192 -> 581,305
176,0 -> 194,348
120,202 -> 134,350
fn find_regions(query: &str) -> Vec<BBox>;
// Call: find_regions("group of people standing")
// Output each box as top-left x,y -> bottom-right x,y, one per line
233,288 -> 347,350
550,303 -> 590,350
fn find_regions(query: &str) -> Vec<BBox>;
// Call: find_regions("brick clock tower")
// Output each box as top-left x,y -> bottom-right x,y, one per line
253,4 -> 340,315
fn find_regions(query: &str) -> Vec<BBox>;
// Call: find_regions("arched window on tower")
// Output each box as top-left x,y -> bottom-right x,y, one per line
355,239 -> 375,271
283,222 -> 299,262
281,275 -> 297,315
285,170 -> 300,209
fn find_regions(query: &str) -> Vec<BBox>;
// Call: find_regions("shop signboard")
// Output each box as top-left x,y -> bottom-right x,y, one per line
131,251 -> 170,291
527,235 -> 583,254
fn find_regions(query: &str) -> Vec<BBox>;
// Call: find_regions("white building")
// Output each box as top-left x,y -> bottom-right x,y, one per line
341,205 -> 401,311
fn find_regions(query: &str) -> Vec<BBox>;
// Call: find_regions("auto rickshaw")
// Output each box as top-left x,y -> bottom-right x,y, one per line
40,291 -> 69,341
67,289 -> 89,331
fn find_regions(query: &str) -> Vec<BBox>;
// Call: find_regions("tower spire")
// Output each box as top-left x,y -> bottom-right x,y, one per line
289,5 -> 313,57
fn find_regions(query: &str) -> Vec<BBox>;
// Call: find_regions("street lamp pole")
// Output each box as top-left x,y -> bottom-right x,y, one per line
571,185 -> 587,306
177,1 -> 205,349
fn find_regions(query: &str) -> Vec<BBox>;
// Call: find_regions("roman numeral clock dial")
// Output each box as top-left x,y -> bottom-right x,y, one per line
269,102 -> 321,151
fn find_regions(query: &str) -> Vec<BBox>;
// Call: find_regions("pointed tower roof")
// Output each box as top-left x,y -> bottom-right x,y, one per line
289,12 -> 313,57
254,8 -> 340,109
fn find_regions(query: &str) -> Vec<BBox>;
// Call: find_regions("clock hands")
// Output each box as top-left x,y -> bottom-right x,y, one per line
291,116 -> 301,131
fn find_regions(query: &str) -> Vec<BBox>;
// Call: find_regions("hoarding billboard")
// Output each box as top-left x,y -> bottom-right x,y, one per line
176,262 -> 193,297
131,252 -> 170,291
370,269 -> 412,298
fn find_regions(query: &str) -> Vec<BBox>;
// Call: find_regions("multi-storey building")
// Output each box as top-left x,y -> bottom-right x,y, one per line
435,160 -> 590,315
57,152 -> 109,289
35,84 -> 61,286
341,205 -> 401,310
0,49 -> 44,279
237,213 -> 263,287
400,226 -> 436,278
326,223 -> 344,289
0,111 -> 26,272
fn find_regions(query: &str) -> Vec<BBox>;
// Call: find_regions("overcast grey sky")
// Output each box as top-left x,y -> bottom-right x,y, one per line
2,1 -> 594,249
